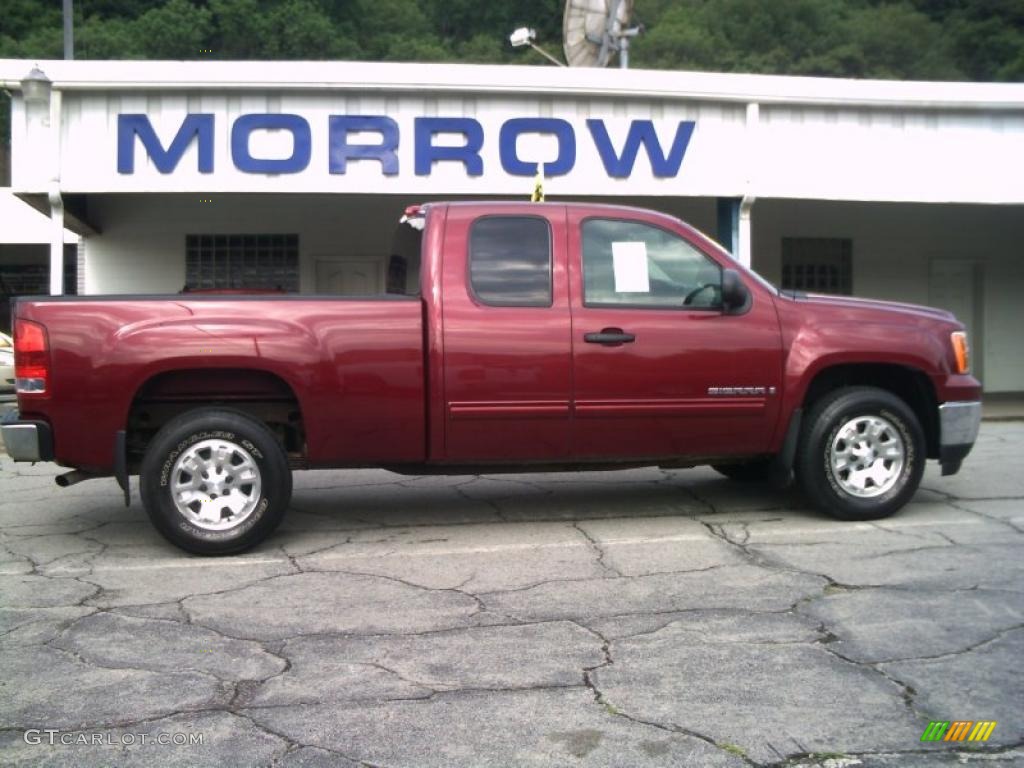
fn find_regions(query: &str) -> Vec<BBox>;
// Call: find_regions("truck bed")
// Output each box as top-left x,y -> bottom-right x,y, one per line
14,295 -> 426,471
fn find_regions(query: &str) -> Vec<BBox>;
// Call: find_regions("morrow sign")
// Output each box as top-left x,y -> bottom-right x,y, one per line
117,114 -> 697,179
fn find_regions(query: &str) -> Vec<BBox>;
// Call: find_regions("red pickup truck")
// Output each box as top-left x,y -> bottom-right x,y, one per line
2,202 -> 981,554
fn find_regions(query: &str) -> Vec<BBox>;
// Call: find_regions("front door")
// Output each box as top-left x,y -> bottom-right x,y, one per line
568,211 -> 784,460
440,205 -> 572,461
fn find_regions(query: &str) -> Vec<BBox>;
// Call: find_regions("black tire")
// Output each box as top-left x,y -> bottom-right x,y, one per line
712,459 -> 775,483
140,408 -> 291,555
796,386 -> 924,521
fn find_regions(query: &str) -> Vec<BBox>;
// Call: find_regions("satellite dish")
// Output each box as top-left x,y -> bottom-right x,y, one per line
563,0 -> 639,68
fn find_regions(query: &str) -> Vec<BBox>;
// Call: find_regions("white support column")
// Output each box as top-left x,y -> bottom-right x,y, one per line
737,194 -> 755,268
48,86 -> 65,295
736,102 -> 760,269
48,186 -> 65,295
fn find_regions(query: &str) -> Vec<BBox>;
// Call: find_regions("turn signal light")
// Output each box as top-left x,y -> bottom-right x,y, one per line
14,318 -> 49,394
951,331 -> 970,374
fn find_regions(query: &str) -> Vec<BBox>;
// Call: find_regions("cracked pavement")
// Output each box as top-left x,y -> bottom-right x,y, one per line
1,422 -> 1022,767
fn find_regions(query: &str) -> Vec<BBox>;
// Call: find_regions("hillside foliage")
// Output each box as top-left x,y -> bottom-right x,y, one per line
1,0 -> 1021,81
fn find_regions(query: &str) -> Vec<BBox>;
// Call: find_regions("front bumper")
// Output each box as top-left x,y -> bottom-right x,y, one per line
938,400 -> 982,476
0,410 -> 54,463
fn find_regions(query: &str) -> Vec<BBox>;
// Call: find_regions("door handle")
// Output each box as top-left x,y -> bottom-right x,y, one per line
584,328 -> 636,345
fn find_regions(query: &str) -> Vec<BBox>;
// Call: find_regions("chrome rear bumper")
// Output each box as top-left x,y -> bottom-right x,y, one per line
0,411 -> 53,463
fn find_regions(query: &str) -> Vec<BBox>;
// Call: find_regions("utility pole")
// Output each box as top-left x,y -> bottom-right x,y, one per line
63,0 -> 74,60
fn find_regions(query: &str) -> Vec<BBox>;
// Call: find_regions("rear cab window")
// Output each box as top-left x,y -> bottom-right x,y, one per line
468,216 -> 552,307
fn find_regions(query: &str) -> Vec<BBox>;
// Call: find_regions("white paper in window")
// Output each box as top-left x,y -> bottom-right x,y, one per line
611,241 -> 650,293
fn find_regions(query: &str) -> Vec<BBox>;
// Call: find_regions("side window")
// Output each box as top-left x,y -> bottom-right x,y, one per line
582,219 -> 722,309
469,216 -> 552,307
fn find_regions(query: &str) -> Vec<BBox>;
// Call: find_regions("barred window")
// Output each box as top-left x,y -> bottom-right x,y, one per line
185,234 -> 299,291
0,248 -> 77,296
781,238 -> 852,295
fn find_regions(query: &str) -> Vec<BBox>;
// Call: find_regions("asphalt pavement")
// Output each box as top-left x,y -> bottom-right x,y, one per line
1,423 -> 1022,767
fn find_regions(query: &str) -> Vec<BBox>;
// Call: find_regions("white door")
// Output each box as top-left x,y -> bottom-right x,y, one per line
315,259 -> 382,295
929,259 -> 984,382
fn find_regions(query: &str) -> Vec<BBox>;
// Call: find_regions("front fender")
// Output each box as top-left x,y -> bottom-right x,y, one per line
780,320 -> 947,419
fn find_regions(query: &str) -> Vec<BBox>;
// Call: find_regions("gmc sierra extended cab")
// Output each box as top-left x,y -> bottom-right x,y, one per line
2,202 -> 981,554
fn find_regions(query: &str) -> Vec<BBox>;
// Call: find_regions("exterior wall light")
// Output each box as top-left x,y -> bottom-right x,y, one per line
21,66 -> 52,110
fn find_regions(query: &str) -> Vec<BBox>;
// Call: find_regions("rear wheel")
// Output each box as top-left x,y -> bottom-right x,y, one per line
796,386 -> 924,520
140,408 -> 291,555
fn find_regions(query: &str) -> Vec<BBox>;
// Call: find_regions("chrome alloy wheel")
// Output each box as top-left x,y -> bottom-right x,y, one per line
170,439 -> 262,530
829,415 -> 905,498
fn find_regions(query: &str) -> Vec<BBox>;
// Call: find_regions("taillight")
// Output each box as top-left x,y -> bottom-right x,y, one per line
14,318 -> 49,394
951,331 -> 970,374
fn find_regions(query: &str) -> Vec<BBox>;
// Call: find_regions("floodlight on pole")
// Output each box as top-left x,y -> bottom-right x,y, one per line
509,27 -> 566,67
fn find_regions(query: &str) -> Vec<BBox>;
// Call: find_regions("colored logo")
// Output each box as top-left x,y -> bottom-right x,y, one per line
921,721 -> 997,742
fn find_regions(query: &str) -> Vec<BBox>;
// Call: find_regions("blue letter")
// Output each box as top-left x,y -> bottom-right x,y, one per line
499,118 -> 576,176
118,114 -> 213,174
414,117 -> 483,176
587,120 -> 695,178
231,114 -> 311,174
329,116 -> 399,175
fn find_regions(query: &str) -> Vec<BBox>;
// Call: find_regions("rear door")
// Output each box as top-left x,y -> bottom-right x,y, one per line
440,205 -> 572,461
568,210 -> 784,460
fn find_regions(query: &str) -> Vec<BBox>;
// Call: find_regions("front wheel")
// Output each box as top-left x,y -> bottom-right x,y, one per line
140,408 -> 292,555
796,387 -> 925,521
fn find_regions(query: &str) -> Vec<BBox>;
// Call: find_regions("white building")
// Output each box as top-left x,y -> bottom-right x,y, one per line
1,59 -> 1022,392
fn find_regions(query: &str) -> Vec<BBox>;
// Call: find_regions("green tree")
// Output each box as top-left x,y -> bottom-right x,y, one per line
634,0 -> 852,76
943,1 -> 1024,80
349,0 -> 445,60
135,0 -> 213,59
847,2 -> 963,79
210,0 -> 351,59
0,0 -> 62,58
419,0 -> 562,48
1,0 -> 1022,77
77,15 -> 141,58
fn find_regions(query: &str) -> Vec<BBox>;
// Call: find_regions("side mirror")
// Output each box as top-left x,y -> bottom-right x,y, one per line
721,268 -> 751,313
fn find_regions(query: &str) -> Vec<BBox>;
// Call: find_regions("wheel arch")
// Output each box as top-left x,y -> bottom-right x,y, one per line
799,363 -> 939,459
126,367 -> 306,469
